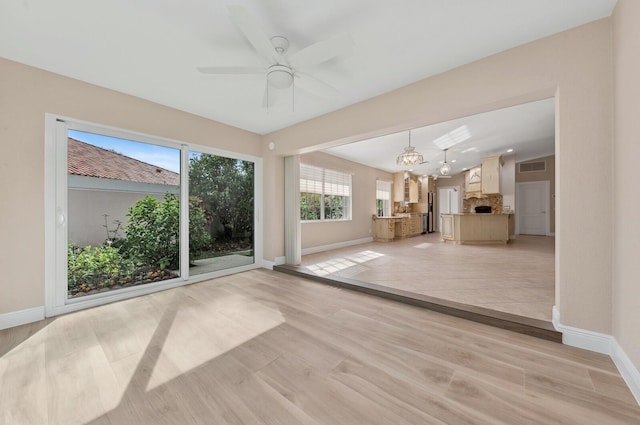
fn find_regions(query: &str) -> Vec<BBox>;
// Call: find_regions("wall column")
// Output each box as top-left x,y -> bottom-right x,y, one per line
284,155 -> 301,265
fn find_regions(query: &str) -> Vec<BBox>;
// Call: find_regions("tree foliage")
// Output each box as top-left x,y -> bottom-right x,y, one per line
188,154 -> 254,238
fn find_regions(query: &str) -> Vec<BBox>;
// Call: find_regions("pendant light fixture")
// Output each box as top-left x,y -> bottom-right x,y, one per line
440,148 -> 452,176
396,130 -> 424,166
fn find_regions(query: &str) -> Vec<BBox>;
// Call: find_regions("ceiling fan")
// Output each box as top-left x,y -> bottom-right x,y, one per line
432,149 -> 453,180
198,5 -> 354,107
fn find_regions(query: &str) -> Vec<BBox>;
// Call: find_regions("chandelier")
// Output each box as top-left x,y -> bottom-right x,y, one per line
396,131 -> 424,166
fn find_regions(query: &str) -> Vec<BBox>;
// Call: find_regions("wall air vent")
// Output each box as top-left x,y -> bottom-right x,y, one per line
519,160 -> 546,173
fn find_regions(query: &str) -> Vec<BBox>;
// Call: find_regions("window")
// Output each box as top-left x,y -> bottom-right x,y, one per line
376,180 -> 392,217
300,164 -> 352,221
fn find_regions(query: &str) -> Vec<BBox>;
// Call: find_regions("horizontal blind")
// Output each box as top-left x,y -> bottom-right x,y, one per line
376,180 -> 391,200
300,164 -> 323,194
324,168 -> 351,196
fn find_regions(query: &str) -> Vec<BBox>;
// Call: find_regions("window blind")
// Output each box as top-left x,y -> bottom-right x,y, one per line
376,180 -> 391,200
300,164 -> 323,194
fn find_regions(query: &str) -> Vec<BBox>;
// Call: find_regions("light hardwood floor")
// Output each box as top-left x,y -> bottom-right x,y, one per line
301,233 -> 555,321
1,269 -> 638,424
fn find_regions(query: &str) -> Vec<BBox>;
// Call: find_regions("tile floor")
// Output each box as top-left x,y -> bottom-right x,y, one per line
301,233 -> 555,321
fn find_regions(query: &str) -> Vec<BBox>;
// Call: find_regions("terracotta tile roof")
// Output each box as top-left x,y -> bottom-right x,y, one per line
67,138 -> 180,185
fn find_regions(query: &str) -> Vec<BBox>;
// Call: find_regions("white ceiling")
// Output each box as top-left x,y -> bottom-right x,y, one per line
322,97 -> 556,175
0,1 -> 616,135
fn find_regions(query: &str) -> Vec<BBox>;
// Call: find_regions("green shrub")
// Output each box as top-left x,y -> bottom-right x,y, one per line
121,193 -> 211,269
67,244 -> 134,294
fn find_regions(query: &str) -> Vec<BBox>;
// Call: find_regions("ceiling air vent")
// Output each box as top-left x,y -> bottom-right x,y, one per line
519,160 -> 546,173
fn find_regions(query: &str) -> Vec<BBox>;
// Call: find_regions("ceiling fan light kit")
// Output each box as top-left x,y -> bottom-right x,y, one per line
267,64 -> 294,89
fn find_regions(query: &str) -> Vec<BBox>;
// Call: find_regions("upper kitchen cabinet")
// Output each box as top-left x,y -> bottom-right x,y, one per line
408,175 -> 419,203
393,172 -> 405,202
393,171 -> 420,203
481,155 -> 503,194
464,166 -> 482,199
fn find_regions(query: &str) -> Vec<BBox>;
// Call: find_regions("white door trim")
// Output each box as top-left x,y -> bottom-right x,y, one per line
515,180 -> 550,236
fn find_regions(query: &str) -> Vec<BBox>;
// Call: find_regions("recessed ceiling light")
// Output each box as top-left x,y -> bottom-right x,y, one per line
451,159 -> 457,163
409,169 -> 414,172
507,148 -> 513,153
463,167 -> 468,171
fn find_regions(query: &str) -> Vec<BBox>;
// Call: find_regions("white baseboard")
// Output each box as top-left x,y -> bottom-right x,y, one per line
612,339 -> 640,405
262,256 -> 286,270
552,306 -> 613,354
301,237 -> 373,256
0,306 -> 45,330
553,305 -> 640,405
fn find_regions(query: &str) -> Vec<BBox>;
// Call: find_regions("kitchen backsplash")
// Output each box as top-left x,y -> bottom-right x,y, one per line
463,194 -> 504,213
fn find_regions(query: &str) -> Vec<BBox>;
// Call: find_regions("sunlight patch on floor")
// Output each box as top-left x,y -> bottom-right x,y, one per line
306,251 -> 384,276
413,243 -> 433,249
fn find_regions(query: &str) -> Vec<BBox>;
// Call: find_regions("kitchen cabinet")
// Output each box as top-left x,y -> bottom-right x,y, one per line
410,214 -> 423,235
393,172 -> 420,203
393,172 -> 405,202
408,176 -> 419,203
464,166 -> 482,199
441,214 -> 455,241
372,214 -> 422,241
372,216 -> 395,242
394,218 -> 409,238
481,155 -> 502,194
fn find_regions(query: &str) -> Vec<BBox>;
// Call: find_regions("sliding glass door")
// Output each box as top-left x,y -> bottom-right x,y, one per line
46,116 -> 261,315
188,151 -> 255,276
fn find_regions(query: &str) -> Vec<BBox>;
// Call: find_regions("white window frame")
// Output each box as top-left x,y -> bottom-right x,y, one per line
376,180 -> 392,217
300,164 -> 352,222
44,114 -> 263,317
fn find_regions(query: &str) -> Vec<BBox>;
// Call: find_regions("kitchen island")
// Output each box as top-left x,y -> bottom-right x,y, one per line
441,213 -> 514,244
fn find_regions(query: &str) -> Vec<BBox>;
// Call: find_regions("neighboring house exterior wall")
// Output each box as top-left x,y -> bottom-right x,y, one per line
68,176 -> 179,247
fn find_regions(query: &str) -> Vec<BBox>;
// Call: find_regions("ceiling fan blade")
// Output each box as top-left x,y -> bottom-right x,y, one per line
227,5 -> 279,65
197,66 -> 264,75
289,34 -> 354,70
295,72 -> 338,98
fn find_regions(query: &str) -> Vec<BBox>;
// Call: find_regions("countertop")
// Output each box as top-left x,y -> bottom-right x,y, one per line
374,213 -> 424,219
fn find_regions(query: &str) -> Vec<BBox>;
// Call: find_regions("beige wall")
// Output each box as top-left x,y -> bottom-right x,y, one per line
501,154 -> 516,212
516,155 -> 556,233
612,0 -> 640,375
299,151 -> 393,250
262,19 -> 613,334
0,57 -> 261,315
